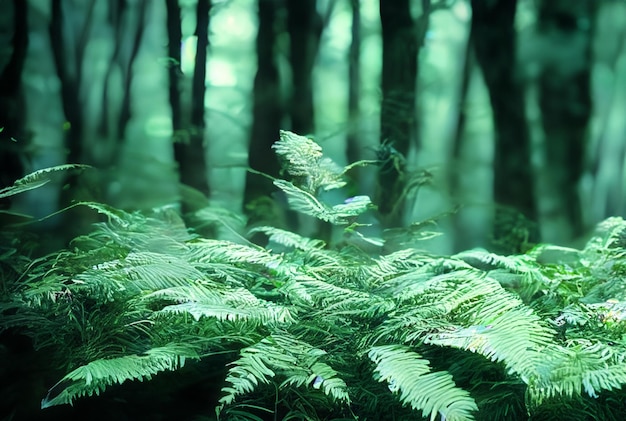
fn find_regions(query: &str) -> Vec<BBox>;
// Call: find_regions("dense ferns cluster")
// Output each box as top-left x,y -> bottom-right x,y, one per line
3,132 -> 626,420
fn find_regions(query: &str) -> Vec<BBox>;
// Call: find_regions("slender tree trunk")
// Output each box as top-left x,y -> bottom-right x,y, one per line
98,0 -> 148,166
286,0 -> 321,136
470,0 -> 537,250
451,25 -> 475,252
187,0 -> 211,196
378,0 -> 425,225
49,0 -> 96,165
537,0 -> 595,238
165,0 -> 183,146
166,0 -> 211,199
346,0 -> 361,166
244,0 -> 283,220
0,0 -> 28,209
117,0 -> 148,143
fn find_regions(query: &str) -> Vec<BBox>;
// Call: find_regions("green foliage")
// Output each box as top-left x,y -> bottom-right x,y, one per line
4,135 -> 626,420
41,343 -> 199,408
0,164 -> 90,199
368,344 -> 477,421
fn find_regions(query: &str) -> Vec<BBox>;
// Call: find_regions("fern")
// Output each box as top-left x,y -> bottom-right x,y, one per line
273,179 -> 372,225
7,134 -> 626,420
368,344 -> 478,421
528,341 -> 626,406
272,130 -> 346,193
249,226 -> 326,251
0,164 -> 90,199
41,343 -> 199,408
151,283 -> 296,326
218,334 -> 349,416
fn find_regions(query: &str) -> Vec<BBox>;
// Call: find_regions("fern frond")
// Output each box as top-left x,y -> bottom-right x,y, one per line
274,179 -> 371,225
0,164 -> 90,198
219,334 -> 350,414
152,282 -> 296,325
249,226 -> 326,251
41,343 -> 199,408
75,252 -> 203,298
283,277 -> 393,318
585,217 -> 626,251
368,344 -> 478,421
528,341 -> 626,406
272,130 -> 346,193
424,307 -> 552,381
188,239 -> 280,267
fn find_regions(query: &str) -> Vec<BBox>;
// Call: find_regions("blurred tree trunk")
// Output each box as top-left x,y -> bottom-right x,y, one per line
98,0 -> 148,166
346,0 -> 361,166
286,0 -> 321,135
470,0 -> 537,251
244,0 -> 283,223
166,0 -> 211,200
377,0 -> 428,225
0,0 -> 28,209
537,0 -> 596,238
49,0 -> 96,166
189,0 -> 211,196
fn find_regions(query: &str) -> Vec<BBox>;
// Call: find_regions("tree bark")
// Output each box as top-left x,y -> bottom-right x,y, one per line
286,0 -> 321,136
377,0 -> 422,224
166,0 -> 211,199
470,0 -> 537,249
537,0 -> 595,238
0,0 -> 28,209
346,0 -> 361,166
244,0 -> 283,215
49,0 -> 96,165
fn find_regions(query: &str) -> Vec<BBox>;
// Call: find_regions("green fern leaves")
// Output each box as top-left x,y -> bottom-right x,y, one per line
6,139 -> 626,420
41,343 -> 199,408
369,345 -> 478,421
0,164 -> 90,199
218,334 -> 350,415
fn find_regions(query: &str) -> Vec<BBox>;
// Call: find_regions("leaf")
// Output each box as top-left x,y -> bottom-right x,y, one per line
369,345 -> 477,421
0,164 -> 90,198
273,180 -> 371,225
41,344 -> 199,408
249,226 -> 326,251
272,131 -> 346,192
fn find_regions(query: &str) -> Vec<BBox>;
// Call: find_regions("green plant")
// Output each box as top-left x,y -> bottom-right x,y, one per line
3,133 -> 626,420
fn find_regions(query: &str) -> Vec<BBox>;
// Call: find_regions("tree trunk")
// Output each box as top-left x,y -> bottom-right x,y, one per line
166,0 -> 211,200
187,0 -> 211,196
0,0 -> 28,209
244,0 -> 283,222
377,0 -> 422,224
286,0 -> 321,136
470,0 -> 537,251
537,0 -> 595,238
49,0 -> 96,166
346,0 -> 361,166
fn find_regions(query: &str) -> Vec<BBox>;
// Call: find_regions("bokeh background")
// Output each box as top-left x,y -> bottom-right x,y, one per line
1,0 -> 625,253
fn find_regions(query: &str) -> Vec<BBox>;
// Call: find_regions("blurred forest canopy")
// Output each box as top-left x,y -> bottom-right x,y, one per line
1,0 -> 626,252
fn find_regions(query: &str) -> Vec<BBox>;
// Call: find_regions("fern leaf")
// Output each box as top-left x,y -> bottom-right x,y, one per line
158,302 -> 295,325
188,239 -> 280,266
76,252 -> 203,298
219,334 -> 350,414
274,180 -> 371,225
272,130 -> 346,192
249,226 -> 326,251
0,164 -> 90,198
368,344 -> 477,421
41,343 -> 199,408
528,341 -> 626,406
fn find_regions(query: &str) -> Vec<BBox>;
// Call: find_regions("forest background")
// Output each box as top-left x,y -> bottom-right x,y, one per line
1,0 -> 626,252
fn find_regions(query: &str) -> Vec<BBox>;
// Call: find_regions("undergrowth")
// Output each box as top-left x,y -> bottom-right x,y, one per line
2,131 -> 626,420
